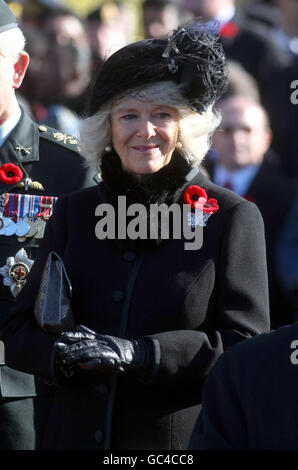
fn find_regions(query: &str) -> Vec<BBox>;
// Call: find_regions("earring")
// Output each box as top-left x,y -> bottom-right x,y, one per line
105,145 -> 112,152
176,141 -> 182,150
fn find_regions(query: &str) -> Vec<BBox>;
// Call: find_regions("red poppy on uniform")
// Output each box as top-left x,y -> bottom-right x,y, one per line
0,163 -> 23,184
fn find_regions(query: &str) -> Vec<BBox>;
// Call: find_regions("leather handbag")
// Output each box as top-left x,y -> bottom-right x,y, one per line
34,251 -> 75,334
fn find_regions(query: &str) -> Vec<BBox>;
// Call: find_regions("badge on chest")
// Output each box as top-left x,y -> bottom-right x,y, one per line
0,193 -> 57,240
0,193 -> 57,296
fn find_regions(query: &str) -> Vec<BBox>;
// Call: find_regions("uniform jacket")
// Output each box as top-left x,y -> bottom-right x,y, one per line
3,165 -> 270,450
0,109 -> 96,449
204,151 -> 298,328
190,322 -> 298,450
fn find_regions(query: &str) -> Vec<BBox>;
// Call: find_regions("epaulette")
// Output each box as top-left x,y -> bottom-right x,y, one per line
37,125 -> 82,154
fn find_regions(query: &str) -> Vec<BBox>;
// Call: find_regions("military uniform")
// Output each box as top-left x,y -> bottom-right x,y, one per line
0,109 -> 96,449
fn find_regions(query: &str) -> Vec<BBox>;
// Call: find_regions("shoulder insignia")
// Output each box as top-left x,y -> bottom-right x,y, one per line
38,125 -> 80,154
52,132 -> 78,145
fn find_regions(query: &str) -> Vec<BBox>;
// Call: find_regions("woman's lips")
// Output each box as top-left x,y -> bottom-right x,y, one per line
132,145 -> 159,152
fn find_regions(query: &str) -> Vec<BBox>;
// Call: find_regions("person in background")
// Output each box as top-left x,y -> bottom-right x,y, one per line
142,0 -> 181,39
189,321 -> 298,449
3,23 -> 269,450
270,0 -> 298,57
43,9 -> 92,118
276,196 -> 298,322
207,95 -> 298,327
179,0 -> 290,95
0,0 -> 95,450
20,25 -> 82,136
86,1 -> 137,69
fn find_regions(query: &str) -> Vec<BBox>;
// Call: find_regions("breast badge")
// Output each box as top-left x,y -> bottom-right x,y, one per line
0,248 -> 34,297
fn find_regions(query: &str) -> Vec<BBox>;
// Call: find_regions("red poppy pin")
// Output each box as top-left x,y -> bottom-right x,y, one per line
183,185 -> 219,227
244,194 -> 256,204
0,163 -> 23,185
220,22 -> 239,39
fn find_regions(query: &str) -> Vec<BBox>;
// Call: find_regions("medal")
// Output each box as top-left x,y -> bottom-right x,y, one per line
4,219 -> 16,236
9,262 -> 30,286
15,195 -> 30,236
0,217 -> 10,234
15,218 -> 30,236
25,218 -> 38,238
0,248 -> 34,297
3,194 -> 18,236
34,219 -> 46,239
0,193 -> 57,239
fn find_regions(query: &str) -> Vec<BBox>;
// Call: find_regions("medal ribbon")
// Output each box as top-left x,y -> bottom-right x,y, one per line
36,195 -> 57,220
32,195 -> 40,220
6,193 -> 19,222
17,194 -> 30,221
0,193 -> 7,215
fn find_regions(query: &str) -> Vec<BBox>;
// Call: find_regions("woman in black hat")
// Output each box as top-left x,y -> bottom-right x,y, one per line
3,24 -> 270,450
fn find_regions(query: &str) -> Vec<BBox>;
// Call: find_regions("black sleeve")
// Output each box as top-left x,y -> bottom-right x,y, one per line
146,201 -> 270,389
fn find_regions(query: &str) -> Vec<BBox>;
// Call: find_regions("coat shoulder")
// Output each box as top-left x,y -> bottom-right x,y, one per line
37,124 -> 81,155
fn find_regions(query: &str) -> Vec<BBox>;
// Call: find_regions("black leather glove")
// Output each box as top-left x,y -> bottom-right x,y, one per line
54,328 -> 122,378
56,325 -> 153,378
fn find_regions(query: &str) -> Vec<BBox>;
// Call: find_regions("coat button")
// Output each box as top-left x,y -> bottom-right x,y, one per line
122,251 -> 136,262
98,384 -> 109,395
110,290 -> 124,302
94,429 -> 104,443
38,125 -> 47,132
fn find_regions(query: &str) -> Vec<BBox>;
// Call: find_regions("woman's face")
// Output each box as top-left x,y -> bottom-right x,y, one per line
110,96 -> 179,175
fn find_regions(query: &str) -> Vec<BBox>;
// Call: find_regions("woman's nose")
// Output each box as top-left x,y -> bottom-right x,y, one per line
136,119 -> 156,139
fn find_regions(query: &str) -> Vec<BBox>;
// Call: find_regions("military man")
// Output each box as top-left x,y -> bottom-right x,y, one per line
0,0 -> 96,449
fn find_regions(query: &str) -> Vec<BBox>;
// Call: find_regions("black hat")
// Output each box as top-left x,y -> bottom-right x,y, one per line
86,22 -> 228,116
0,0 -> 18,33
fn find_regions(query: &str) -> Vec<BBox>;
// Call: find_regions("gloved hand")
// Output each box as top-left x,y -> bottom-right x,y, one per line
54,328 -> 122,378
55,325 -> 153,378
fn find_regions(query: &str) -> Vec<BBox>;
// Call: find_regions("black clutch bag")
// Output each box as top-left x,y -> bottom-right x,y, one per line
34,251 -> 75,334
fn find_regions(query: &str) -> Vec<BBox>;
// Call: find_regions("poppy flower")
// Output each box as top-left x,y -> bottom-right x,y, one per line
220,22 -> 239,39
244,194 -> 256,204
183,185 -> 219,214
183,185 -> 207,208
0,163 -> 23,184
203,198 -> 219,214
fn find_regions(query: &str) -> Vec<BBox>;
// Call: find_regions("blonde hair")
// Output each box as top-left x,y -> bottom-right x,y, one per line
79,81 -> 221,171
0,27 -> 26,62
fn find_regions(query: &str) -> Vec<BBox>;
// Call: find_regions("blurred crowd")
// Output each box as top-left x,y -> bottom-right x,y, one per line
7,0 -> 298,329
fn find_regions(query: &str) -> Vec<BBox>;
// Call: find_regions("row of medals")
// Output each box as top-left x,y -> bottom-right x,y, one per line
0,215 -> 47,241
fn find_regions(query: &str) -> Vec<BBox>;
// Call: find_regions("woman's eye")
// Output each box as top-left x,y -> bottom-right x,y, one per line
121,114 -> 136,120
156,112 -> 170,119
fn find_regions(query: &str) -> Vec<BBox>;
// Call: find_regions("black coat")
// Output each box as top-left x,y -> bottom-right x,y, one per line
0,109 -> 96,449
3,171 -> 270,450
190,322 -> 298,450
262,60 -> 298,181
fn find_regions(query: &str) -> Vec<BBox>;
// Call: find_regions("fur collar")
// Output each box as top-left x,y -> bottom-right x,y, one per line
99,150 -> 195,252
